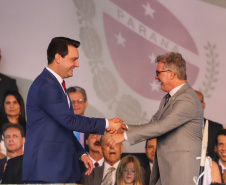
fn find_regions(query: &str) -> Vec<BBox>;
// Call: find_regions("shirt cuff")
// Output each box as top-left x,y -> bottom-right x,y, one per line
124,125 -> 128,140
105,119 -> 109,129
124,132 -> 128,141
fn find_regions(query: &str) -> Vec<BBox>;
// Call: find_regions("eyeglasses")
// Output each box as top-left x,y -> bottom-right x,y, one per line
156,70 -> 171,77
71,99 -> 85,104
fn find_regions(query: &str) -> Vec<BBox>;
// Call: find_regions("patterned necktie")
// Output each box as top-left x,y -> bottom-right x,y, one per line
101,167 -> 115,185
94,162 -> 99,168
164,93 -> 171,106
62,80 -> 67,97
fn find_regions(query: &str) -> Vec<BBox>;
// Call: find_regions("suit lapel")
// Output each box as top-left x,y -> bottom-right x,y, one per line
42,68 -> 71,108
158,83 -> 190,118
94,165 -> 104,185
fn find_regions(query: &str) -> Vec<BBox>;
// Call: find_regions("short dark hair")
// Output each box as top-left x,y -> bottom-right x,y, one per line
145,139 -> 152,148
67,86 -> 87,101
2,123 -> 25,138
216,129 -> 226,145
47,37 -> 80,64
156,52 -> 187,80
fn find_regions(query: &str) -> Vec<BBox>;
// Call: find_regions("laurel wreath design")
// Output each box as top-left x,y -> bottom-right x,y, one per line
73,0 -> 148,124
199,42 -> 220,98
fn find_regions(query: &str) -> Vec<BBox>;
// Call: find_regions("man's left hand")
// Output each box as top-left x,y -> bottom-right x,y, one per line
81,154 -> 93,175
105,132 -> 125,148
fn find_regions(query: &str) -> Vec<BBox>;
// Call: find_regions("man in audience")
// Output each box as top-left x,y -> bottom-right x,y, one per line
0,123 -> 25,181
215,129 -> 226,184
144,138 -> 157,185
67,86 -> 88,146
78,133 -> 104,181
0,48 -> 18,111
85,134 -> 104,168
81,134 -> 123,185
195,90 -> 223,159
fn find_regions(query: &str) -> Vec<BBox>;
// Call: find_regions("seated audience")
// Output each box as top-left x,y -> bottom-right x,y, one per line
116,155 -> 143,185
143,138 -> 156,185
0,90 -> 26,155
0,48 -> 18,112
81,133 -> 123,185
0,123 -> 25,181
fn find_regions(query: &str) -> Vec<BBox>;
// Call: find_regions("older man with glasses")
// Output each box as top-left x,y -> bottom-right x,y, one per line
107,52 -> 204,185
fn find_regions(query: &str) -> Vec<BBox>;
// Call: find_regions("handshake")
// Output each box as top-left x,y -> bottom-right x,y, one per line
107,117 -> 127,134
104,117 -> 128,148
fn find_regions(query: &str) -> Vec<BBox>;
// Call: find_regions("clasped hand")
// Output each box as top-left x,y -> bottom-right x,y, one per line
107,117 -> 127,134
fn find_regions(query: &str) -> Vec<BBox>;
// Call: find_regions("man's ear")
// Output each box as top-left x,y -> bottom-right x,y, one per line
120,144 -> 124,154
169,71 -> 175,80
85,100 -> 88,109
55,53 -> 62,64
22,137 -> 25,145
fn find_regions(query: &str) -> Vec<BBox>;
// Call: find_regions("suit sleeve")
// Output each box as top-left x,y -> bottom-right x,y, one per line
36,81 -> 106,134
127,93 -> 203,145
74,136 -> 86,158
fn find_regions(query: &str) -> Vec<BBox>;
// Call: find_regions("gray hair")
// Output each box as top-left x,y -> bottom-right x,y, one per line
156,52 -> 187,80
67,86 -> 87,101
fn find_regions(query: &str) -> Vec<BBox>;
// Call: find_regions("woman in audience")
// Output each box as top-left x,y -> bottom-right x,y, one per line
0,90 -> 26,154
116,155 -> 143,185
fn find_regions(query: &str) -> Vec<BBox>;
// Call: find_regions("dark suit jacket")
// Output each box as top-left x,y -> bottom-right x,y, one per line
143,163 -> 151,185
0,157 -> 7,180
22,68 -> 106,183
0,73 -> 18,111
205,118 -> 223,159
81,165 -> 104,185
2,155 -> 23,184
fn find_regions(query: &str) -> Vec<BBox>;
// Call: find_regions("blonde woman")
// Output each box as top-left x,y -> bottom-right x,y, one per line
116,155 -> 143,185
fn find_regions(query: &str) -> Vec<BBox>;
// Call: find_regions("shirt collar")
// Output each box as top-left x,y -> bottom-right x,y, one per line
46,67 -> 63,84
88,154 -> 104,166
219,159 -> 226,173
169,83 -> 185,97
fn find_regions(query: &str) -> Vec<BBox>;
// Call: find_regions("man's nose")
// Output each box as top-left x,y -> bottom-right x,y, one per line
74,60 -> 79,67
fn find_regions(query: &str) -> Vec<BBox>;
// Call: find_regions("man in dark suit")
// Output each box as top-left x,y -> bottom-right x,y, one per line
2,155 -> 23,184
143,138 -> 156,185
0,123 -> 25,181
195,90 -> 223,159
22,37 -> 126,183
0,48 -> 18,111
107,52 -> 203,185
81,134 -> 123,185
